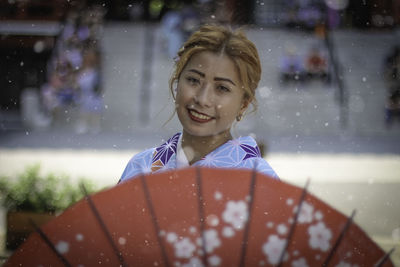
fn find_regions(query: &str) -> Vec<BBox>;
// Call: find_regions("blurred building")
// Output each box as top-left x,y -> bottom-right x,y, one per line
346,0 -> 400,28
0,0 -> 72,112
0,0 -> 107,132
252,0 -> 400,28
97,0 -> 400,28
1,0 -> 399,124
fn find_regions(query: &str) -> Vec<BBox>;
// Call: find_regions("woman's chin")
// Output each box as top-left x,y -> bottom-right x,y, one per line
182,127 -> 231,139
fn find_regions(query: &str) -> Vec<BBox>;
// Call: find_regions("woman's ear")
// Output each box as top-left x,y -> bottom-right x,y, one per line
240,98 -> 250,114
172,80 -> 178,99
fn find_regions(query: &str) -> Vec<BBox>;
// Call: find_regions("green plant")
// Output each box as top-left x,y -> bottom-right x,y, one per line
0,164 -> 98,213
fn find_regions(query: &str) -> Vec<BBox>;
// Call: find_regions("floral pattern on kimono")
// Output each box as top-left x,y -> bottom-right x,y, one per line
119,132 -> 278,182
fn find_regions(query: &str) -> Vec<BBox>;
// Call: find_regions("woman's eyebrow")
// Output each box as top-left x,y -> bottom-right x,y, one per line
188,69 -> 205,77
214,77 -> 236,86
188,69 -> 236,86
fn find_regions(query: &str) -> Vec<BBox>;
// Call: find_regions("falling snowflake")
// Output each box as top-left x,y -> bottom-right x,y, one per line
222,226 -> 235,238
55,241 -> 69,254
214,191 -> 223,200
206,214 -> 219,227
118,237 -> 127,245
75,233 -> 84,241
167,232 -> 178,243
259,86 -> 272,98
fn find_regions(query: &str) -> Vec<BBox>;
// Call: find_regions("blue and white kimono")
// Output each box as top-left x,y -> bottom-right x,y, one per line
119,132 -> 279,182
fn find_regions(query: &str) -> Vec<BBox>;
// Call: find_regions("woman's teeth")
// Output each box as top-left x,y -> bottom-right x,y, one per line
190,110 -> 211,120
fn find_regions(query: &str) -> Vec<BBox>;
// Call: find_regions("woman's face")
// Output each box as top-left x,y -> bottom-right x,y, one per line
175,51 -> 248,137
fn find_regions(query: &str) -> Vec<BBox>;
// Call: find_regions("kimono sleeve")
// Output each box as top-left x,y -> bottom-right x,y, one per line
244,157 -> 279,180
118,148 -> 155,183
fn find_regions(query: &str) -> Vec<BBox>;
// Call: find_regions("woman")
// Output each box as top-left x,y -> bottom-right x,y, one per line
119,25 -> 278,182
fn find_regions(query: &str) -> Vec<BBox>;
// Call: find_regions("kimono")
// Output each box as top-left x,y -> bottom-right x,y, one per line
119,132 -> 279,182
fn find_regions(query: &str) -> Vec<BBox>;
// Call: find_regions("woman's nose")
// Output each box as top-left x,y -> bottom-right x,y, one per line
194,83 -> 213,107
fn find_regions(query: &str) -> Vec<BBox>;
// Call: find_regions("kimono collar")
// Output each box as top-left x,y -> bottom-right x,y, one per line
150,132 -> 262,172
176,133 -> 189,168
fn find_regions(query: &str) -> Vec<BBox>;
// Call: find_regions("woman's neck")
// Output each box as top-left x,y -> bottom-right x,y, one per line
181,129 -> 233,165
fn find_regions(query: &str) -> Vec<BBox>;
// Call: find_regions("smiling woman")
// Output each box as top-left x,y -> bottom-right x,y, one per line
119,24 -> 278,183
175,51 -> 247,163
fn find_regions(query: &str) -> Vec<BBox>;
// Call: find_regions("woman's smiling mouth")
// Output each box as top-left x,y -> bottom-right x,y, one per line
188,108 -> 214,123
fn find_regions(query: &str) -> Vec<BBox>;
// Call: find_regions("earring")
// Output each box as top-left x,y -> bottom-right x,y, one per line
236,114 -> 243,122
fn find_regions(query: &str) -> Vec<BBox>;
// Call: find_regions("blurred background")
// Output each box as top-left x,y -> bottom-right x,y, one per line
0,0 -> 399,264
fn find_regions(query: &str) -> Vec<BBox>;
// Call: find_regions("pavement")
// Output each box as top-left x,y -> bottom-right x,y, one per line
0,22 -> 400,264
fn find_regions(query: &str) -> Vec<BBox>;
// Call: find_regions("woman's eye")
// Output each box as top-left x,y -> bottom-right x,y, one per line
217,85 -> 230,92
187,77 -> 199,84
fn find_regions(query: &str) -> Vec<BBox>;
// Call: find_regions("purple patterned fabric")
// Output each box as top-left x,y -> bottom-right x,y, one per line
120,133 -> 279,182
151,133 -> 180,166
240,143 -> 262,161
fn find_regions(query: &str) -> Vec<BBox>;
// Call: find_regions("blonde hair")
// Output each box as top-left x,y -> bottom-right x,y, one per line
169,24 -> 262,111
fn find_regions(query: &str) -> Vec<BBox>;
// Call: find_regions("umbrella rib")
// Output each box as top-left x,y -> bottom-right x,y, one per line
322,209 -> 356,266
375,247 -> 396,267
140,174 -> 171,267
81,184 -> 128,267
29,219 -> 72,267
277,178 -> 310,267
239,164 -> 258,267
195,167 -> 209,267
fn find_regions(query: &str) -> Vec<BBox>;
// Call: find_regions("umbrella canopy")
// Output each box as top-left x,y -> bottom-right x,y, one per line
4,167 -> 394,266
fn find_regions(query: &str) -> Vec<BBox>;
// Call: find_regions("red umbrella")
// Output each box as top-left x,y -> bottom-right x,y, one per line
4,167 -> 395,266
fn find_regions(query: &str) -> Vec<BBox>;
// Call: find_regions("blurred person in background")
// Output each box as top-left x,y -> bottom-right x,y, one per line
279,45 -> 305,84
304,45 -> 330,83
161,0 -> 200,59
385,90 -> 400,128
161,2 -> 185,59
39,4 -> 105,127
383,45 -> 400,128
41,60 -> 78,115
119,25 -> 278,183
75,49 -> 103,134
